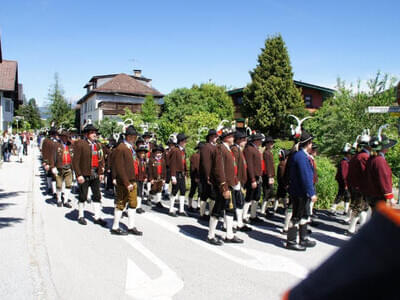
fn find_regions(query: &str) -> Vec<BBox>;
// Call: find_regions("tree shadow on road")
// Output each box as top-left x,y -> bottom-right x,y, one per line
0,202 -> 15,211
0,217 -> 23,229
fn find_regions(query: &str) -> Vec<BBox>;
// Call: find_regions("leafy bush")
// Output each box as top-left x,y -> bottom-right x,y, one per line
314,156 -> 338,209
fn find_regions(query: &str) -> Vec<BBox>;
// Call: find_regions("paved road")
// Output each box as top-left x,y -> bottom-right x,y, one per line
0,148 -> 352,300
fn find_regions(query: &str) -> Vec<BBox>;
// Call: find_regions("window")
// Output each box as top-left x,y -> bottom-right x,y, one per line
4,99 -> 10,112
304,95 -> 312,108
84,102 -> 88,113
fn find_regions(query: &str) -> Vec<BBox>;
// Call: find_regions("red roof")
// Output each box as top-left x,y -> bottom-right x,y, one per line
0,60 -> 17,91
78,73 -> 163,104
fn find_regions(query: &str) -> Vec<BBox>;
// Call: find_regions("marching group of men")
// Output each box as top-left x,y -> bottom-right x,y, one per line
40,118 -> 397,251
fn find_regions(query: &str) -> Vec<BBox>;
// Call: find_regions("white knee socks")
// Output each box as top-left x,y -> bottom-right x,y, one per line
137,197 -> 142,209
128,208 -> 136,229
93,202 -> 102,220
200,201 -> 206,216
112,209 -> 122,230
243,202 -> 251,221
250,200 -> 258,219
179,196 -> 185,213
236,208 -> 244,228
225,215 -> 234,239
208,216 -> 218,239
78,202 -> 85,218
169,196 -> 176,213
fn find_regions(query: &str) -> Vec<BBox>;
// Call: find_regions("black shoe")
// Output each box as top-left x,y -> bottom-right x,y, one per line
207,237 -> 223,246
178,211 -> 188,217
187,207 -> 196,213
94,218 -> 108,227
344,230 -> 355,236
127,227 -> 143,236
57,202 -> 62,207
286,242 -> 306,251
136,208 -> 145,214
78,217 -> 87,225
281,229 -> 288,234
110,228 -> 128,235
154,202 -> 164,209
238,225 -> 252,232
169,211 -> 177,217
224,236 -> 244,244
300,239 -> 317,248
63,202 -> 72,208
122,211 -> 128,218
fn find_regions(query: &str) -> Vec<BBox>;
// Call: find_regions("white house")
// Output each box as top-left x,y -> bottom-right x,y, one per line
0,37 -> 23,132
77,70 -> 164,129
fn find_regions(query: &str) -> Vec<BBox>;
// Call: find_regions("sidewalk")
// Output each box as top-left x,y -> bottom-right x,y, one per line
0,150 -> 34,299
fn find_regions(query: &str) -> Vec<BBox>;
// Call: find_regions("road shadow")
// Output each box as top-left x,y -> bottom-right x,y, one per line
246,227 -> 286,248
0,202 -> 15,211
65,209 -> 95,223
0,217 -> 23,229
0,191 -> 24,199
178,224 -> 209,241
312,232 -> 348,248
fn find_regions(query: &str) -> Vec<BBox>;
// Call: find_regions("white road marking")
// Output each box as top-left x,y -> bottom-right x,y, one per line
142,213 -> 308,278
124,236 -> 184,300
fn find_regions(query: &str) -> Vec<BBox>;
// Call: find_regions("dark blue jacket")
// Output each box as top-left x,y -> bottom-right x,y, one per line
288,149 -> 315,198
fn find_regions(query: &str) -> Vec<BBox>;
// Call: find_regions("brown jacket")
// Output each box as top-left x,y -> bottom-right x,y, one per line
231,144 -> 247,186
52,141 -> 73,169
263,149 -> 275,178
200,142 -> 216,181
169,146 -> 186,177
42,137 -> 56,165
212,143 -> 238,192
72,139 -> 105,177
111,143 -> 136,187
190,152 -> 200,179
148,157 -> 167,181
244,143 -> 262,183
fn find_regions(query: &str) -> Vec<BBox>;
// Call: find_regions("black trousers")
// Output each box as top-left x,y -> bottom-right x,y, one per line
106,170 -> 113,190
262,176 -> 274,201
200,179 -> 216,201
212,186 -> 235,218
172,172 -> 186,196
291,195 -> 310,225
334,183 -> 350,204
137,181 -> 144,198
189,177 -> 202,199
78,177 -> 101,203
245,178 -> 262,203
233,189 -> 244,209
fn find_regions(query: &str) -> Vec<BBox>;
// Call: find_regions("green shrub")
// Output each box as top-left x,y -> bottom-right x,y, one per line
314,156 -> 338,209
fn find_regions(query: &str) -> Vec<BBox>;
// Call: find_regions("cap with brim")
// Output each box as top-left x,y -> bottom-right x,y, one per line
206,129 -> 218,139
152,145 -> 164,153
249,132 -> 264,142
177,133 -> 188,143
125,125 -> 138,136
83,124 -> 99,133
262,136 -> 274,146
299,131 -> 313,144
220,127 -> 236,139
234,131 -> 247,141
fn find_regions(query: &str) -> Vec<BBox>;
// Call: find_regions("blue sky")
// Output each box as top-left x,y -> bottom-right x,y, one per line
1,0 -> 399,107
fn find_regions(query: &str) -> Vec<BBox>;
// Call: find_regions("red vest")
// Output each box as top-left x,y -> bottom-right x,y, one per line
91,143 -> 99,168
62,145 -> 71,165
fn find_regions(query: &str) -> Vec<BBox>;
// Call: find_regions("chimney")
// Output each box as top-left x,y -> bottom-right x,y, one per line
133,69 -> 142,77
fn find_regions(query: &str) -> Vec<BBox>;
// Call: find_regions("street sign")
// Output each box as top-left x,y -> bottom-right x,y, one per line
367,106 -> 400,113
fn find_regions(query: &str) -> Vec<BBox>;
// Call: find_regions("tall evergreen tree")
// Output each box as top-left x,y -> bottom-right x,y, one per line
16,98 -> 42,129
242,34 -> 305,136
47,73 -> 75,128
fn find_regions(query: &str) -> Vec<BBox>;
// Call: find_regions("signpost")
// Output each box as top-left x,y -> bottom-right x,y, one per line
367,82 -> 400,203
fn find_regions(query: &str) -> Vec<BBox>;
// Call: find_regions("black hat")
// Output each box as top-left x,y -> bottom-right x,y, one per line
48,127 -> 58,135
249,132 -> 264,142
219,127 -> 236,139
83,123 -> 99,133
125,125 -> 138,136
262,136 -> 275,146
234,131 -> 247,141
152,144 -> 164,153
136,145 -> 149,153
195,141 -> 205,150
369,135 -> 397,151
177,133 -> 188,143
136,137 -> 144,145
299,130 -> 313,144
206,129 -> 218,140
142,132 -> 152,138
